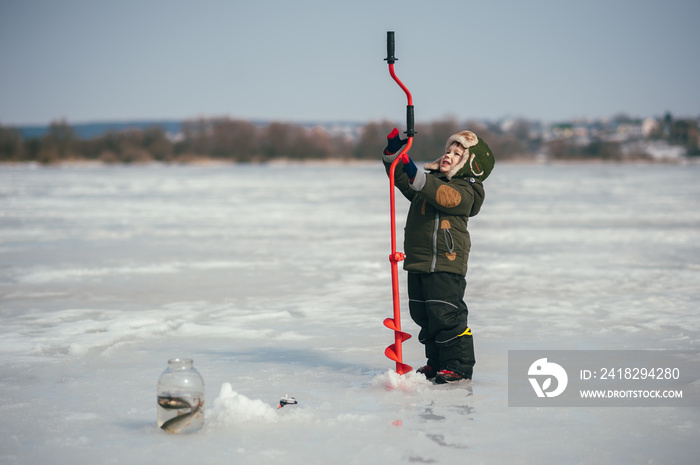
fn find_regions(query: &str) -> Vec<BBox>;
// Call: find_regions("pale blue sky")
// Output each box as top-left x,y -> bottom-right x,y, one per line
1,0 -> 698,126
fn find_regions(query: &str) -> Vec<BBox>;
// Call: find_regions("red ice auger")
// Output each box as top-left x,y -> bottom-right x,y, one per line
383,31 -> 415,375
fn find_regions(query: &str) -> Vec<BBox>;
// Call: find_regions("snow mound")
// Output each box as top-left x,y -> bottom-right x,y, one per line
371,370 -> 432,391
208,383 -> 279,425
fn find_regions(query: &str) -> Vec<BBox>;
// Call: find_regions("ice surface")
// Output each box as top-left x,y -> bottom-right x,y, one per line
1,162 -> 699,464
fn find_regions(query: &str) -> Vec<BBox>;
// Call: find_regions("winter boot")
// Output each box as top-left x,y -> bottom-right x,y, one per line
416,365 -> 438,380
435,369 -> 470,384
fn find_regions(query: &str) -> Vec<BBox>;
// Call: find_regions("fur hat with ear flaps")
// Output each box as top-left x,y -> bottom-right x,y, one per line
423,130 -> 495,181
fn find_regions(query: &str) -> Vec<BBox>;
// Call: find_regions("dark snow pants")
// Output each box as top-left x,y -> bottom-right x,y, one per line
407,272 -> 475,378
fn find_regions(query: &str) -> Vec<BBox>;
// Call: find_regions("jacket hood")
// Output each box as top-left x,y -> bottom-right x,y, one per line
468,178 -> 485,217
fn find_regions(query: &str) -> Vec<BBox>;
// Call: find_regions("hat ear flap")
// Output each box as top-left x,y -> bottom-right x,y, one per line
423,156 -> 442,172
468,153 -> 484,177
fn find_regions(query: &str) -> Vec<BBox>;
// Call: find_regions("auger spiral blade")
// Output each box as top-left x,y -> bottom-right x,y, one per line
384,319 -> 412,374
383,318 -> 412,340
384,344 -> 413,375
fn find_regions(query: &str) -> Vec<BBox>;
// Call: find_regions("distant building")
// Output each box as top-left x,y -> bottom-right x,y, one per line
642,117 -> 659,138
623,140 -> 686,160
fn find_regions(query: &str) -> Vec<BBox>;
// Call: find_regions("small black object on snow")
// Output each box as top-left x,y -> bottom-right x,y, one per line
278,394 -> 297,408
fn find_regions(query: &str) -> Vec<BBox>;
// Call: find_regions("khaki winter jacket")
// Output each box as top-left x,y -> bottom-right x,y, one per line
384,155 -> 485,276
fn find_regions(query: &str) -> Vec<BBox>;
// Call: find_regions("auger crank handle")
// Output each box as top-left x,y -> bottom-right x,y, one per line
385,31 -> 396,64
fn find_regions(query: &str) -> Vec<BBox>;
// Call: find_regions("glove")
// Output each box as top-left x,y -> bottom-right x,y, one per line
402,157 -> 417,183
383,128 -> 408,155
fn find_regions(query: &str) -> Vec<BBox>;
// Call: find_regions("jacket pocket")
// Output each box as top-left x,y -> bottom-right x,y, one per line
440,219 -> 456,261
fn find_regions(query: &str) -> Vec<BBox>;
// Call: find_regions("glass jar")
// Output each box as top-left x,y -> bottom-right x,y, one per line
157,358 -> 205,434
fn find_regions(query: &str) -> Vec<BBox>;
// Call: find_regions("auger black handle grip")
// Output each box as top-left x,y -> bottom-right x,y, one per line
406,105 -> 415,137
385,31 -> 396,64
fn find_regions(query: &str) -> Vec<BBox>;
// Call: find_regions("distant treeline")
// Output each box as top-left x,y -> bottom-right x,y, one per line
0,117 -> 531,164
0,115 -> 697,164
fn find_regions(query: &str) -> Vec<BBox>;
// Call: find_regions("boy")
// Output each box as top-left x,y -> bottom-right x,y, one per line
382,128 -> 494,383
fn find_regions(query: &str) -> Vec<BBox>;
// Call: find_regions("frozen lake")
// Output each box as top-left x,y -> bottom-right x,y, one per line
1,162 -> 699,464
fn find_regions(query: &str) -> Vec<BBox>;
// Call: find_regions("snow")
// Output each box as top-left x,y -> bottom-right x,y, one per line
1,162 -> 699,464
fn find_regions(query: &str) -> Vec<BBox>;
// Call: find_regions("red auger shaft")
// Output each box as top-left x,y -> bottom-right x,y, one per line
383,31 -> 414,375
388,63 -> 413,110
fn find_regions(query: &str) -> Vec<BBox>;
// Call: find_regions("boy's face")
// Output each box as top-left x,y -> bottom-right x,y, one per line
440,143 -> 465,174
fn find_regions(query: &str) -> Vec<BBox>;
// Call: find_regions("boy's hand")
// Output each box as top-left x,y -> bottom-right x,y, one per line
402,157 -> 417,182
383,128 -> 408,155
